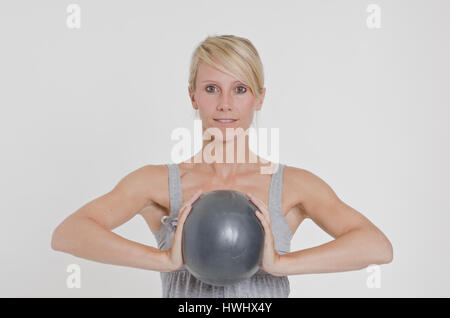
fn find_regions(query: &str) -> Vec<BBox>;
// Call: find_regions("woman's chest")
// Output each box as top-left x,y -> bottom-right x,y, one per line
139,168 -> 305,236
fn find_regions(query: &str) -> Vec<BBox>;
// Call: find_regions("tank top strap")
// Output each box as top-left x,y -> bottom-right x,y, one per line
167,163 -> 183,217
268,163 -> 284,215
268,163 -> 292,254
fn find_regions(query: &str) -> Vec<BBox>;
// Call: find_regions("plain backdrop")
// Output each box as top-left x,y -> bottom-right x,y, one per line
1,0 -> 449,297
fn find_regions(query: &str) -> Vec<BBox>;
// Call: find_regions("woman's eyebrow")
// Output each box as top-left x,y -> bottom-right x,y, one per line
200,80 -> 245,84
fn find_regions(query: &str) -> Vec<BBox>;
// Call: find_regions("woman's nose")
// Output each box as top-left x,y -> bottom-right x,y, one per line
217,103 -> 232,111
217,92 -> 233,111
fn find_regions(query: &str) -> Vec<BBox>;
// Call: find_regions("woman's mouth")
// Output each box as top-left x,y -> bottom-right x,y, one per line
214,119 -> 237,125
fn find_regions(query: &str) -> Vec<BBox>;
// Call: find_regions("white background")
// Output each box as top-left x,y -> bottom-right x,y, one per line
1,0 -> 449,297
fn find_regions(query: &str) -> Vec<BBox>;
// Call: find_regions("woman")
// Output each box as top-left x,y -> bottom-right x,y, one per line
51,34 -> 393,297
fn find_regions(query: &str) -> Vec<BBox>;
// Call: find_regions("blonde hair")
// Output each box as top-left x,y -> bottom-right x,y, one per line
188,34 -> 265,101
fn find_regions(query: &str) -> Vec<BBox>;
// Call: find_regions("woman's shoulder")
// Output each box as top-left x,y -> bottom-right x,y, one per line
283,164 -> 339,212
283,164 -> 324,191
282,164 -> 321,207
134,163 -> 170,178
126,163 -> 171,206
283,163 -> 306,176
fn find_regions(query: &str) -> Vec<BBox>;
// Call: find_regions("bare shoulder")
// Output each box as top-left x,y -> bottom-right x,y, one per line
115,164 -> 169,207
283,165 -> 338,218
283,165 -> 329,193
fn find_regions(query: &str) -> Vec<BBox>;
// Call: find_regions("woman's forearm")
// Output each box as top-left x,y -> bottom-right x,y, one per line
51,216 -> 172,272
274,227 -> 393,276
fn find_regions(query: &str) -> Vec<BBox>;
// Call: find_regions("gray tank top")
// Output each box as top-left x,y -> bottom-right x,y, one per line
154,163 -> 293,297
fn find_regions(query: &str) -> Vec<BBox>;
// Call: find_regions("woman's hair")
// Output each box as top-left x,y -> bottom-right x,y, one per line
188,34 -> 265,101
189,34 -> 264,127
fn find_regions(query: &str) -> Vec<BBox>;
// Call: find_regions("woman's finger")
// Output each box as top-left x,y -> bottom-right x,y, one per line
178,204 -> 192,224
181,189 -> 203,211
189,189 -> 203,203
255,210 -> 275,244
247,192 -> 271,223
178,189 -> 203,223
255,210 -> 271,233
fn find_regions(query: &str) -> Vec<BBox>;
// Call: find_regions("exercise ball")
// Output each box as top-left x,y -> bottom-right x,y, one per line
182,189 -> 264,286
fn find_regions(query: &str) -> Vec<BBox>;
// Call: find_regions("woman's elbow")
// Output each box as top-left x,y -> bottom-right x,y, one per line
383,239 -> 394,264
51,225 -> 66,251
375,235 -> 394,264
362,228 -> 393,265
51,221 -> 75,252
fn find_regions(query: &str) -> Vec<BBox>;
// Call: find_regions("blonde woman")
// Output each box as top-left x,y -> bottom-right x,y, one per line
51,34 -> 393,297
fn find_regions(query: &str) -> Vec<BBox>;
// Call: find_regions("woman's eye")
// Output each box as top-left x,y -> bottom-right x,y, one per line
205,85 -> 247,94
206,85 -> 217,93
236,86 -> 247,94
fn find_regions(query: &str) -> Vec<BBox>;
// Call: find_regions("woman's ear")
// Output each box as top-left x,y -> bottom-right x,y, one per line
188,87 -> 198,110
255,87 -> 266,111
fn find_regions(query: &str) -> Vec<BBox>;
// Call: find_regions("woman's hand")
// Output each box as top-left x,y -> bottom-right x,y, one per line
165,189 -> 203,271
246,192 -> 284,276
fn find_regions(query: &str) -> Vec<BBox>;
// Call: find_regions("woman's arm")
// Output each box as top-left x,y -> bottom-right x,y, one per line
273,168 -> 393,276
51,214 -> 172,272
51,165 -> 174,272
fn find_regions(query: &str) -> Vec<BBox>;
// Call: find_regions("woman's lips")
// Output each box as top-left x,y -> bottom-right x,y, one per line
214,119 -> 237,125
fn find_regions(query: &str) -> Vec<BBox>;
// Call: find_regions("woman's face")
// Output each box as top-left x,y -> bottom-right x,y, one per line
189,62 -> 265,139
